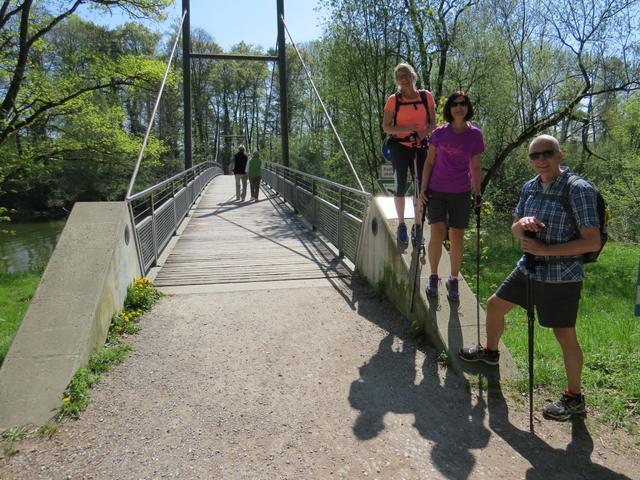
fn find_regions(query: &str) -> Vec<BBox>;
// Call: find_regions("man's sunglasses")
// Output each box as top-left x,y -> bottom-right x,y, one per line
451,100 -> 468,107
528,149 -> 556,160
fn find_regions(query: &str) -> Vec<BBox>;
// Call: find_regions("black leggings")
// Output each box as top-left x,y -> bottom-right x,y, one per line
389,141 -> 427,197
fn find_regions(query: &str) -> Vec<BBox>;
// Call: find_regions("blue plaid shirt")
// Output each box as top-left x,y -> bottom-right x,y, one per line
514,167 -> 599,283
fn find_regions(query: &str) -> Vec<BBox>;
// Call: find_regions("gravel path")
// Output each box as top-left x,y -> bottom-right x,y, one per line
1,277 -> 638,479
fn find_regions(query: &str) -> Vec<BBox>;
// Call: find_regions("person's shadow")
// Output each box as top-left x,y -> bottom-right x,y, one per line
348,332 -> 491,479
485,379 -> 631,479
348,326 -> 631,479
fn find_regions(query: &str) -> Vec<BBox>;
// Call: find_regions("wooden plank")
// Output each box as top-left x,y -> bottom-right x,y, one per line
154,177 -> 350,290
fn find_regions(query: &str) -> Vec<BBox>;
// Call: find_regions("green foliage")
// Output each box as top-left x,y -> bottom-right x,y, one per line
58,367 -> 100,419
109,308 -> 142,336
437,351 -> 451,366
0,11 -> 177,212
124,277 -> 162,312
88,340 -> 132,374
37,422 -> 59,439
0,271 -> 42,365
57,277 -> 160,420
1,426 -> 28,442
0,425 -> 28,457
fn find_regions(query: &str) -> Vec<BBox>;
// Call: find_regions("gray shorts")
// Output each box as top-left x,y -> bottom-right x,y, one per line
426,190 -> 471,229
496,267 -> 583,328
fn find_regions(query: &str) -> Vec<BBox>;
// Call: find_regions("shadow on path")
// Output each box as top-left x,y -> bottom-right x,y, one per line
485,378 -> 631,480
346,285 -> 631,479
347,290 -> 491,479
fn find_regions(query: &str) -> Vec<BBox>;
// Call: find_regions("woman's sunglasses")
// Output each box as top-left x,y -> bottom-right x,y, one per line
451,100 -> 468,107
528,149 -> 556,160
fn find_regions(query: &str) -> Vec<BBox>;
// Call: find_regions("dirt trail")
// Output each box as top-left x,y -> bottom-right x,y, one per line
2,278 -> 638,479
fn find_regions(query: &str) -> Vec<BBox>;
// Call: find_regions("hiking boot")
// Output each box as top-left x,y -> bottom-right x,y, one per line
411,223 -> 423,248
397,224 -> 409,245
446,277 -> 459,302
425,274 -> 439,298
458,345 -> 500,366
543,391 -> 586,421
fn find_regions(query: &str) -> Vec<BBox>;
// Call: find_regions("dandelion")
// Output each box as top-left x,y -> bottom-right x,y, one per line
63,397 -> 71,403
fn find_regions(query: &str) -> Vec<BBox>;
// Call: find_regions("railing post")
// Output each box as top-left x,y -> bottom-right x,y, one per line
293,173 -> 298,213
312,179 -> 317,231
128,202 -> 146,276
172,179 -> 178,229
338,189 -> 344,258
184,172 -> 190,216
150,192 -> 158,267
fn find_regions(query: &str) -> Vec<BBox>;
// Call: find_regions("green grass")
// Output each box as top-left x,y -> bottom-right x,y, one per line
56,278 -> 160,421
57,339 -> 132,420
0,271 -> 41,365
461,228 -> 640,430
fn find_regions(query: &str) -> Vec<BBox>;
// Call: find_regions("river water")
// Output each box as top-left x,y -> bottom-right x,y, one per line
0,220 -> 65,274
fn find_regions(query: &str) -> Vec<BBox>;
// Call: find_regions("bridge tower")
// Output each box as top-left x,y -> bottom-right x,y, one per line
181,0 -> 289,169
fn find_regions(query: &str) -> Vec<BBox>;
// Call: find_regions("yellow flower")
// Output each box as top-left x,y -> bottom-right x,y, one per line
63,397 -> 71,403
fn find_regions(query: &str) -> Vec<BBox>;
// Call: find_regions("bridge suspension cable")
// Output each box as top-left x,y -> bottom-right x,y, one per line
280,16 -> 366,193
126,9 -> 187,200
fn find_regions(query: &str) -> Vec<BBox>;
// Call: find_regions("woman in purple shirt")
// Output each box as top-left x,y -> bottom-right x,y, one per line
419,91 -> 484,301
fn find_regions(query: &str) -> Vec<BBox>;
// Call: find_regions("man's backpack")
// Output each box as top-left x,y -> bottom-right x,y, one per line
559,175 -> 609,263
390,90 -> 433,143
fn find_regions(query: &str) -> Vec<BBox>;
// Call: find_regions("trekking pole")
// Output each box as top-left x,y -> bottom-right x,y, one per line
409,134 -> 426,313
524,230 -> 536,433
475,195 -> 482,347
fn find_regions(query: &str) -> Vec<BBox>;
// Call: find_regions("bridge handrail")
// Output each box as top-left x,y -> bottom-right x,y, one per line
127,161 -> 212,202
265,162 -> 370,197
127,161 -> 223,274
263,161 -> 371,266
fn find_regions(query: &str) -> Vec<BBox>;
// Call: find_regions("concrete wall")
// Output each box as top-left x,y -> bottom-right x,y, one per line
357,196 -> 518,380
0,202 -> 141,429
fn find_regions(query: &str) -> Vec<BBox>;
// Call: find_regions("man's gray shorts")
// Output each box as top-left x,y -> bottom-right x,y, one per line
496,267 -> 583,328
426,190 -> 471,229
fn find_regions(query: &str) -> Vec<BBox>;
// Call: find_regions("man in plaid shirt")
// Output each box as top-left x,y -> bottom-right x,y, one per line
459,134 -> 601,421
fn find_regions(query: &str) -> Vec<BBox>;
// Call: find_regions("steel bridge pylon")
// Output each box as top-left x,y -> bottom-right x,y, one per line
181,0 -> 289,170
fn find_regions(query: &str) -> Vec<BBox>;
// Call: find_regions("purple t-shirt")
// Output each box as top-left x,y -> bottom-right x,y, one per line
428,123 -> 485,193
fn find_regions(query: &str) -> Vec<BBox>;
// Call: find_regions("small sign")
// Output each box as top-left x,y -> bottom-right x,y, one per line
376,178 -> 395,196
379,163 -> 394,179
376,178 -> 414,197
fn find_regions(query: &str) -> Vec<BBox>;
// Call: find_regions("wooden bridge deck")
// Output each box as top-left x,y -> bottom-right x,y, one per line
153,175 -> 350,291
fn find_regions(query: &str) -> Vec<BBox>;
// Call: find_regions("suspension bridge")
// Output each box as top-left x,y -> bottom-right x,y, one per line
1,2 -> 635,479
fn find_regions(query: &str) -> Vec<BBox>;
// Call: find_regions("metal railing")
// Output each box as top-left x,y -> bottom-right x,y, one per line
262,162 -> 371,265
128,161 -> 223,274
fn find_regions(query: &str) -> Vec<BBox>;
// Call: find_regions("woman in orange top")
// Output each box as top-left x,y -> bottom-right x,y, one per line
382,63 -> 436,246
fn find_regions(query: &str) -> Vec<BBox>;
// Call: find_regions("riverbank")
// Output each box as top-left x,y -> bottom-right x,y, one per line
0,271 -> 41,364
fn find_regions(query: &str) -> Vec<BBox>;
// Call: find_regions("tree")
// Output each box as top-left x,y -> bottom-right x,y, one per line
0,7 -> 173,212
0,0 -> 170,145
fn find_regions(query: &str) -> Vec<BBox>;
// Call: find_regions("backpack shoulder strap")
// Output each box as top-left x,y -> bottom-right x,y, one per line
392,92 -> 402,126
418,89 -> 432,126
560,174 -> 581,237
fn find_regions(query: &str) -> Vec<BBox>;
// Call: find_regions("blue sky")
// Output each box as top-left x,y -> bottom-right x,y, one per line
78,0 -> 328,50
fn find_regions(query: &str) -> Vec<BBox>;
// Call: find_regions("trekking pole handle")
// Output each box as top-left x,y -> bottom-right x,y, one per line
523,230 -> 536,272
